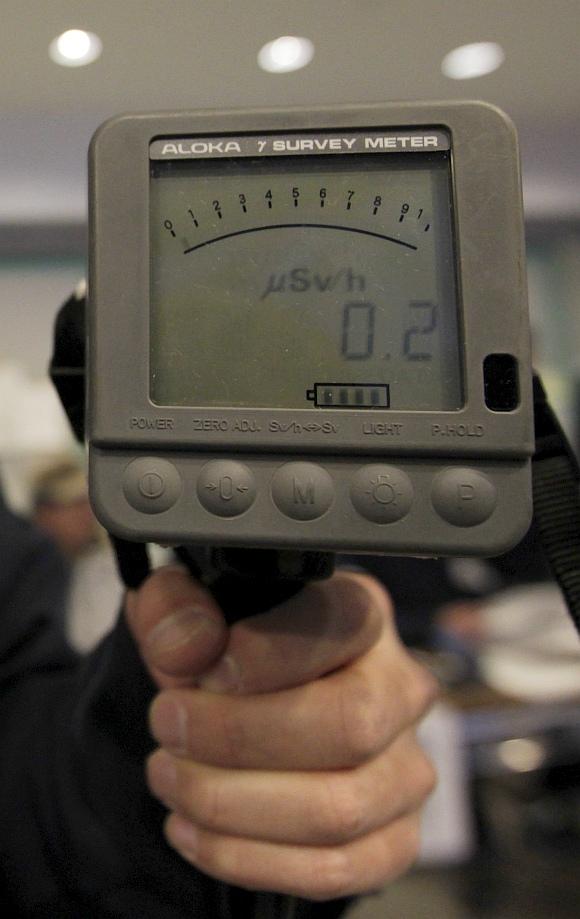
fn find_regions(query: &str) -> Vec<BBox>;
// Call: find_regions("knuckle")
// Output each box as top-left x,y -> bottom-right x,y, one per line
190,827 -> 222,876
385,657 -> 437,731
338,672 -> 389,765
415,752 -> 438,801
216,704 -> 249,767
324,575 -> 378,641
302,848 -> 355,902
407,660 -> 440,716
320,775 -> 367,844
368,579 -> 395,631
175,820 -> 240,883
392,816 -> 422,876
347,572 -> 394,625
192,774 -> 224,830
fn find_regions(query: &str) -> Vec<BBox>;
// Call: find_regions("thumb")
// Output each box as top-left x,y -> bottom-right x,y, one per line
197,571 -> 388,695
125,565 -> 228,690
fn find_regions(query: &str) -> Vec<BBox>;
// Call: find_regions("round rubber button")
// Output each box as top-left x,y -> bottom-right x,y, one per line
123,457 -> 182,514
431,467 -> 497,527
351,465 -> 414,523
197,461 -> 256,517
271,462 -> 334,521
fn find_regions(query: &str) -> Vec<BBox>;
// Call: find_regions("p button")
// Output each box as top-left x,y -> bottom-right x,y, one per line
123,457 -> 182,514
431,467 -> 496,527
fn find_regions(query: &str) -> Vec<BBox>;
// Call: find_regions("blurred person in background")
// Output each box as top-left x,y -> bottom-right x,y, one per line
31,457 -> 97,559
31,456 -> 122,651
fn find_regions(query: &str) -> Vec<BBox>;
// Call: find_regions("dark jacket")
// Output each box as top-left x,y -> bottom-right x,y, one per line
0,493 -> 350,918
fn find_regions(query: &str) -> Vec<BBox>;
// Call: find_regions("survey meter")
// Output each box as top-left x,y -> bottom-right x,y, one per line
88,101 -> 533,558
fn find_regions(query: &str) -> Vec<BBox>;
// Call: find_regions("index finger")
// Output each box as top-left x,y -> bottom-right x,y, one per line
149,634 -> 438,771
198,571 -> 389,695
125,565 -> 228,690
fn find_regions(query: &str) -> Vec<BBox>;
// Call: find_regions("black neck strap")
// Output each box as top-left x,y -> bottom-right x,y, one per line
532,374 -> 580,635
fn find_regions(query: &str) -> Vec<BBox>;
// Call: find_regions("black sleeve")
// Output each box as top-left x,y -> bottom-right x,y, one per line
0,516 -> 352,918
0,515 -> 72,682
0,613 -> 223,917
0,502 -> 223,917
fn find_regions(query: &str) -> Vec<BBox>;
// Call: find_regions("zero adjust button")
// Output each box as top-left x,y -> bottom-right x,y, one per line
431,468 -> 497,527
197,461 -> 256,517
351,465 -> 413,523
123,457 -> 182,514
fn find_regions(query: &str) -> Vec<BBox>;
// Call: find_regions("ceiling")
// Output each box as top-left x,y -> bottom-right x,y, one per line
1,0 -> 579,225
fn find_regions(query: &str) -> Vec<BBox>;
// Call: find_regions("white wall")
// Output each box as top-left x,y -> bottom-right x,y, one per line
0,259 -> 84,509
0,259 -> 84,373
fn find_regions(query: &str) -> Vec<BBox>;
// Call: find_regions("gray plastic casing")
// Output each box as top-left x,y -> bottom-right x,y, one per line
88,101 -> 533,556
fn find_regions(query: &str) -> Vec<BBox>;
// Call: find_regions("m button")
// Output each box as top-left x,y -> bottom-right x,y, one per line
271,462 -> 334,521
431,468 -> 497,527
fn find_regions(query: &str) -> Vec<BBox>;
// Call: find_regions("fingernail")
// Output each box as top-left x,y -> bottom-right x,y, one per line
150,695 -> 188,752
147,607 -> 220,655
167,814 -> 199,856
198,654 -> 240,693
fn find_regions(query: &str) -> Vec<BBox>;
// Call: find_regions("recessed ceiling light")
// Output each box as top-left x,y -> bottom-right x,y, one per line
442,42 -> 505,80
258,36 -> 314,74
49,29 -> 103,67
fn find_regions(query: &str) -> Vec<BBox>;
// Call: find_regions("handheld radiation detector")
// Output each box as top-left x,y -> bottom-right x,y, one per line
88,101 -> 533,557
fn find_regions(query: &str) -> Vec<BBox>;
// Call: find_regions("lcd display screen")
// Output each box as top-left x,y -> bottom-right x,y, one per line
149,150 -> 463,410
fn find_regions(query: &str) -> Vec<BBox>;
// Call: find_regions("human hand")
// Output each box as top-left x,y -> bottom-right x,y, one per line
127,566 -> 438,901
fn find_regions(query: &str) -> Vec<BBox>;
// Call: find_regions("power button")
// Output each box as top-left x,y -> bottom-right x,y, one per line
123,457 -> 182,514
138,472 -> 165,499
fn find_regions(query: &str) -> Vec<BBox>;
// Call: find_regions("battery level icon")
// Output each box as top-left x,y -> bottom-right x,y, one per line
306,383 -> 390,408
